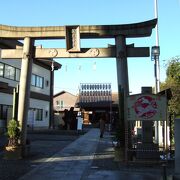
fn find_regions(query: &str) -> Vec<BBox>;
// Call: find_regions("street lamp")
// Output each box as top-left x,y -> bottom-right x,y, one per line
151,46 -> 160,60
151,46 -> 160,94
151,45 -> 160,144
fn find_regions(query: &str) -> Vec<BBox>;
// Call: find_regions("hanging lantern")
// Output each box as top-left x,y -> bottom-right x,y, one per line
103,84 -> 105,89
51,60 -> 54,71
78,64 -> 81,71
100,84 -> 102,90
93,61 -> 96,71
106,90 -> 108,96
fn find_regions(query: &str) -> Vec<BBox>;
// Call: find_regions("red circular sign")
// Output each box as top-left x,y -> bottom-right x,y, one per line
134,96 -> 158,119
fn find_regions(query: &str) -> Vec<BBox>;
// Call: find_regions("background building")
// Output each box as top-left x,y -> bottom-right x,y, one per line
53,91 -> 78,128
53,87 -> 119,129
0,40 -> 61,132
53,91 -> 78,112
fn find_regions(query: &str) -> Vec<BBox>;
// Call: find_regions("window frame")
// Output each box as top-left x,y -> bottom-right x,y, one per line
31,74 -> 44,89
60,100 -> 64,109
35,108 -> 43,121
15,68 -> 20,81
0,104 -> 12,120
0,62 -> 4,77
0,62 -> 20,82
4,64 -> 16,80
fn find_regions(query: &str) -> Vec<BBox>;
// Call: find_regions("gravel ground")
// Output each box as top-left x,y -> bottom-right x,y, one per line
0,133 -> 80,180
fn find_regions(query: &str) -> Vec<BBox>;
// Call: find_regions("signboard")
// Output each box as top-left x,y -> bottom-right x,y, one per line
79,83 -> 112,103
127,94 -> 167,121
66,26 -> 80,52
77,117 -> 83,130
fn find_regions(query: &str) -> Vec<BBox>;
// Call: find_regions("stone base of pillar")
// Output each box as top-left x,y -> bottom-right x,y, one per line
114,147 -> 125,162
4,144 -> 31,160
136,143 -> 159,160
21,144 -> 31,157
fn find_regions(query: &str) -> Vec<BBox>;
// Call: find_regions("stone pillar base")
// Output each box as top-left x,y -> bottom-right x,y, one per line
136,143 -> 159,160
114,147 -> 125,162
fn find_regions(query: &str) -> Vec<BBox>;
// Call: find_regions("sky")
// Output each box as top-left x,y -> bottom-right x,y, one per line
0,0 -> 180,95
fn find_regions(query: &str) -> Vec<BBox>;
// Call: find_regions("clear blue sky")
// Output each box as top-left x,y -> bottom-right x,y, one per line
1,0 -> 180,95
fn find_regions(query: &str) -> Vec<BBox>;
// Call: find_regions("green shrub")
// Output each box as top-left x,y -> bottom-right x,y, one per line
7,119 -> 20,147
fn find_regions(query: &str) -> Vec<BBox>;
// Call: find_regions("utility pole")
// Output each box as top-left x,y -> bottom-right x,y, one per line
154,0 -> 160,93
153,0 -> 161,144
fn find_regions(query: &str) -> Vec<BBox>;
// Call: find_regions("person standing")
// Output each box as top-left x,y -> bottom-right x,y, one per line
62,109 -> 68,130
99,113 -> 106,138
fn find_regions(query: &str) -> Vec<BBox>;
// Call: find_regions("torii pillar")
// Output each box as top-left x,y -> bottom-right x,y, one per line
18,37 -> 34,154
115,35 -> 129,160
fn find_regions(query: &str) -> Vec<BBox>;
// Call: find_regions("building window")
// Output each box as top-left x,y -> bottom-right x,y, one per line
4,64 -> 15,80
56,100 -> 59,106
0,63 -> 4,77
31,74 -> 44,88
0,104 -> 12,120
31,74 -> 36,86
60,100 -> 64,109
36,76 -> 43,88
35,109 -> 43,121
15,69 -> 20,81
0,62 -> 20,81
56,100 -> 64,109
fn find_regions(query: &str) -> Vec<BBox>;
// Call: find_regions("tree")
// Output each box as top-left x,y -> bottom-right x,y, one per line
161,56 -> 180,114
161,56 -> 180,145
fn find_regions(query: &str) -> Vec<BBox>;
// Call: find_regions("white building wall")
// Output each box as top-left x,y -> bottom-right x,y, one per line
31,63 -> 50,95
0,92 -> 50,129
0,92 -> 13,105
0,59 -> 51,95
0,92 -> 13,129
0,58 -> 51,129
29,99 -> 50,128
0,59 -> 20,88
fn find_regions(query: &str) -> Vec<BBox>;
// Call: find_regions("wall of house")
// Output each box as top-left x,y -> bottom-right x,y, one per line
28,99 -> 50,129
0,59 -> 51,94
0,59 -> 51,130
0,59 -> 21,88
0,92 -> 13,105
54,92 -> 77,111
31,63 -> 50,95
0,92 -> 13,130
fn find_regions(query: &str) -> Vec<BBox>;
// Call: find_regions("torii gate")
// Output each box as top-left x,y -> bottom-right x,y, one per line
0,19 -> 157,157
